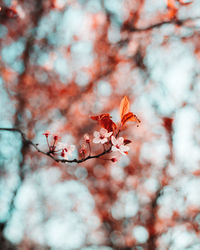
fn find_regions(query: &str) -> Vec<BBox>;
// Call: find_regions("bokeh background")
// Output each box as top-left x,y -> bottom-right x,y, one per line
1,0 -> 200,249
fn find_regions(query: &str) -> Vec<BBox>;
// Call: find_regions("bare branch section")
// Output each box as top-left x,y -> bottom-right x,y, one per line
0,128 -> 112,164
128,16 -> 200,32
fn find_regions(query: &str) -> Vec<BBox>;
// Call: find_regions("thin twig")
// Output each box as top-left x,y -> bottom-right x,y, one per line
0,128 -> 112,164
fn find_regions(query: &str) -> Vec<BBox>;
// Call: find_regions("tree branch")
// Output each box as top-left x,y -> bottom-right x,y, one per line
0,128 -> 112,164
127,16 -> 200,33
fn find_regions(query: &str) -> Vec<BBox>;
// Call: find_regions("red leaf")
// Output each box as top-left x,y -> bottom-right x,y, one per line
90,113 -> 111,121
91,113 -> 116,132
121,112 -> 141,126
124,139 -> 132,145
99,116 -> 117,132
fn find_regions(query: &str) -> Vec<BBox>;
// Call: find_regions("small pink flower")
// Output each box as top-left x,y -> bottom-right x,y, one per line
63,145 -> 75,156
58,143 -> 75,159
93,128 -> 112,144
111,136 -> 130,155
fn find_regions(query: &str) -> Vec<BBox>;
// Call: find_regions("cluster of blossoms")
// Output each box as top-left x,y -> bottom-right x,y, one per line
43,131 -> 75,160
92,128 -> 130,156
42,96 -> 140,163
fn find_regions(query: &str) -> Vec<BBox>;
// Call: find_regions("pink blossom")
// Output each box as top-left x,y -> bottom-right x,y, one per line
57,143 -> 75,159
111,136 -> 130,155
93,128 -> 112,144
80,144 -> 87,156
63,145 -> 75,156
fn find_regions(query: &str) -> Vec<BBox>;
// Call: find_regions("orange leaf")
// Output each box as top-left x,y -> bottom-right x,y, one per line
120,96 -> 129,120
192,169 -> 200,176
121,112 -> 141,126
167,0 -> 177,18
178,0 -> 192,6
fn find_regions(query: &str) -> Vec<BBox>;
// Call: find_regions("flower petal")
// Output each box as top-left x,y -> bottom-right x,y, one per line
94,131 -> 100,138
106,131 -> 113,137
100,128 -> 107,136
111,146 -> 118,152
93,138 -> 101,144
111,136 -> 117,145
120,145 -> 130,152
101,138 -> 108,144
118,137 -> 124,145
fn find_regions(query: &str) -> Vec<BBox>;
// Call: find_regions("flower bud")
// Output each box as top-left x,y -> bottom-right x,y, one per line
111,158 -> 117,163
43,130 -> 50,137
61,149 -> 65,158
84,134 -> 90,143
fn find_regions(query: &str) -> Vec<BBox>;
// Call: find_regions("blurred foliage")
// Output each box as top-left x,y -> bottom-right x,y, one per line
1,0 -> 200,249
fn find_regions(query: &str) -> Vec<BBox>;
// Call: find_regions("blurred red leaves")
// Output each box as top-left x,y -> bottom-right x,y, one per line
162,117 -> 174,135
167,0 -> 192,18
0,6 -> 18,20
192,169 -> 200,176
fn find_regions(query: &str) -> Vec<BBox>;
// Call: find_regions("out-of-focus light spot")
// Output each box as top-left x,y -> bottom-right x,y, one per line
76,71 -> 90,86
37,52 -> 49,66
54,57 -> 68,76
108,24 -> 121,43
86,0 -> 102,12
53,0 -> 68,9
174,106 -> 200,169
147,41 -> 195,114
3,0 -> 11,6
104,0 -> 123,21
111,230 -> 124,246
37,10 -> 61,40
140,140 -> 169,167
35,71 -> 48,83
2,40 -> 25,64
4,212 -> 24,244
97,80 -> 112,97
144,178 -> 159,193
45,214 -> 86,249
16,5 -> 25,19
132,225 -> 149,244
162,226 -> 198,249
61,8 -> 85,45
111,191 -> 139,219
110,165 -> 124,181
1,39 -> 25,73
93,165 -> 105,178
71,41 -> 93,67
75,167 -> 88,180
82,247 -> 113,250
0,25 -> 8,38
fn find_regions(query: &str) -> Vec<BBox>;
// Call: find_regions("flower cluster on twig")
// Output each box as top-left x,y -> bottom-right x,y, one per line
0,96 -> 140,165
41,96 -> 140,164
